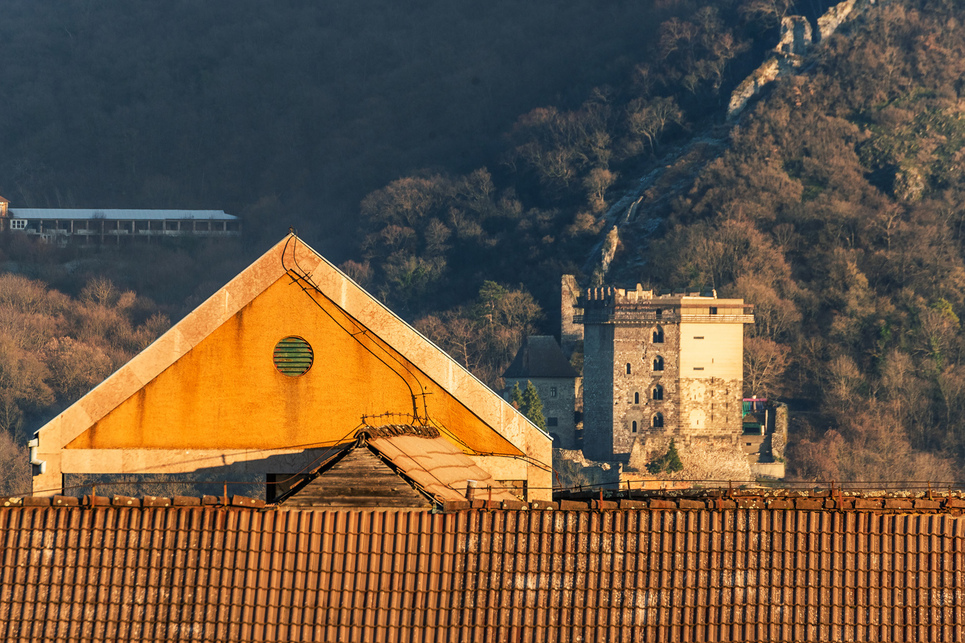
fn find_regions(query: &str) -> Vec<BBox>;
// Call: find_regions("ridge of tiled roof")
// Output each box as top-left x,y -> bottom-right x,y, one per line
5,489 -> 965,513
502,335 -> 579,379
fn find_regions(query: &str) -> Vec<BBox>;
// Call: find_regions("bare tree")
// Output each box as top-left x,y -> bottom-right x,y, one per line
626,96 -> 682,154
743,336 -> 789,397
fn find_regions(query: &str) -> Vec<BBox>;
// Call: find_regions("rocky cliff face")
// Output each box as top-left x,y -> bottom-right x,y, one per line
776,16 -> 813,56
727,0 -> 876,119
817,0 -> 859,41
728,58 -> 782,118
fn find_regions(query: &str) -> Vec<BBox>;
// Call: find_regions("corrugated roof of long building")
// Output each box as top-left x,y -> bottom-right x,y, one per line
2,499 -> 965,641
8,208 -> 237,221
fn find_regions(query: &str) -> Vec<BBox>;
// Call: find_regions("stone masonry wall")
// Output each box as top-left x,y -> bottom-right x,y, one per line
678,377 -> 743,436
581,323 -> 614,461
506,376 -> 578,449
560,275 -> 583,358
611,322 -> 680,460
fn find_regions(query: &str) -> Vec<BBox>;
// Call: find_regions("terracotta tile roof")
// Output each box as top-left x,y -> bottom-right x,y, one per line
2,500 -> 965,641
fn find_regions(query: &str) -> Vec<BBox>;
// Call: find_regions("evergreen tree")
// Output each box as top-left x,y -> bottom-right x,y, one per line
664,440 -> 683,473
646,456 -> 664,475
510,382 -> 524,410
647,440 -> 683,474
522,380 -> 547,431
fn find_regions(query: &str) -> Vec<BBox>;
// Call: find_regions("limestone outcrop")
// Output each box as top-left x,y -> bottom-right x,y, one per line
818,0 -> 858,41
728,58 -> 782,118
776,15 -> 812,56
728,0 -> 878,119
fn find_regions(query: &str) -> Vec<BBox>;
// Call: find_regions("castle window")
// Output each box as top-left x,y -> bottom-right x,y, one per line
655,308 -> 663,319
632,421 -> 638,433
693,367 -> 704,371
626,363 -> 632,375
653,326 -> 664,343
652,413 -> 664,428
547,417 -> 558,427
653,356 -> 664,371
653,384 -> 663,401
550,387 -> 558,398
634,392 -> 640,404
710,306 -> 718,315
693,336 -> 704,340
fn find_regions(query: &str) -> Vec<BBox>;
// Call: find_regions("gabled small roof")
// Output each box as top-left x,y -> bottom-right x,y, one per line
503,335 -> 579,379
282,424 -> 519,506
362,424 -> 518,503
742,412 -> 765,425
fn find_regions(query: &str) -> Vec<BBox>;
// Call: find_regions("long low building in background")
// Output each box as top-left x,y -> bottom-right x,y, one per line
0,197 -> 240,244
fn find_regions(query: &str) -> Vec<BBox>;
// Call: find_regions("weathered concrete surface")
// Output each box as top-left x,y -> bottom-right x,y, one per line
33,234 -> 552,499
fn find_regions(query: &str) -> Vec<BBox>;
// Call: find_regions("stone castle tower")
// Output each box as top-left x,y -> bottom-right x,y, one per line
576,284 -> 754,461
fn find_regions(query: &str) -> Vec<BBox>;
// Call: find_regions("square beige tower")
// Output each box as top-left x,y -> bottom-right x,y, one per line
578,286 -> 754,461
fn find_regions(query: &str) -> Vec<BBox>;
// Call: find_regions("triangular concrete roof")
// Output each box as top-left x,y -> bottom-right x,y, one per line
31,234 -> 551,498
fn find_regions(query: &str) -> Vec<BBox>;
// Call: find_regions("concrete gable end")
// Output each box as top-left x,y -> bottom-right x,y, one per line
32,234 -> 552,499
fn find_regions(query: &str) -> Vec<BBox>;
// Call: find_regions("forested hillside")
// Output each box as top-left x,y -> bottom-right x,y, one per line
345,0 -> 965,483
0,273 -> 168,493
608,0 -> 965,481
4,0 -> 963,486
0,0 -> 706,257
0,0 -> 779,490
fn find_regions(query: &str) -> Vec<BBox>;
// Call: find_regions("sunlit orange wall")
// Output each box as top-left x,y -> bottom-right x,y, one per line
67,276 -> 521,455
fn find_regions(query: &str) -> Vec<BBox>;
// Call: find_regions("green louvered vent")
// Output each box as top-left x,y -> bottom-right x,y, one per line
273,336 -> 313,376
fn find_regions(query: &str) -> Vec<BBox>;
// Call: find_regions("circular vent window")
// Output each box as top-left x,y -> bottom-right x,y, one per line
273,336 -> 314,376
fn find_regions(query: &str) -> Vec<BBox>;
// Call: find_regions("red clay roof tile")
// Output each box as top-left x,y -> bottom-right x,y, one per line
3,493 -> 965,641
